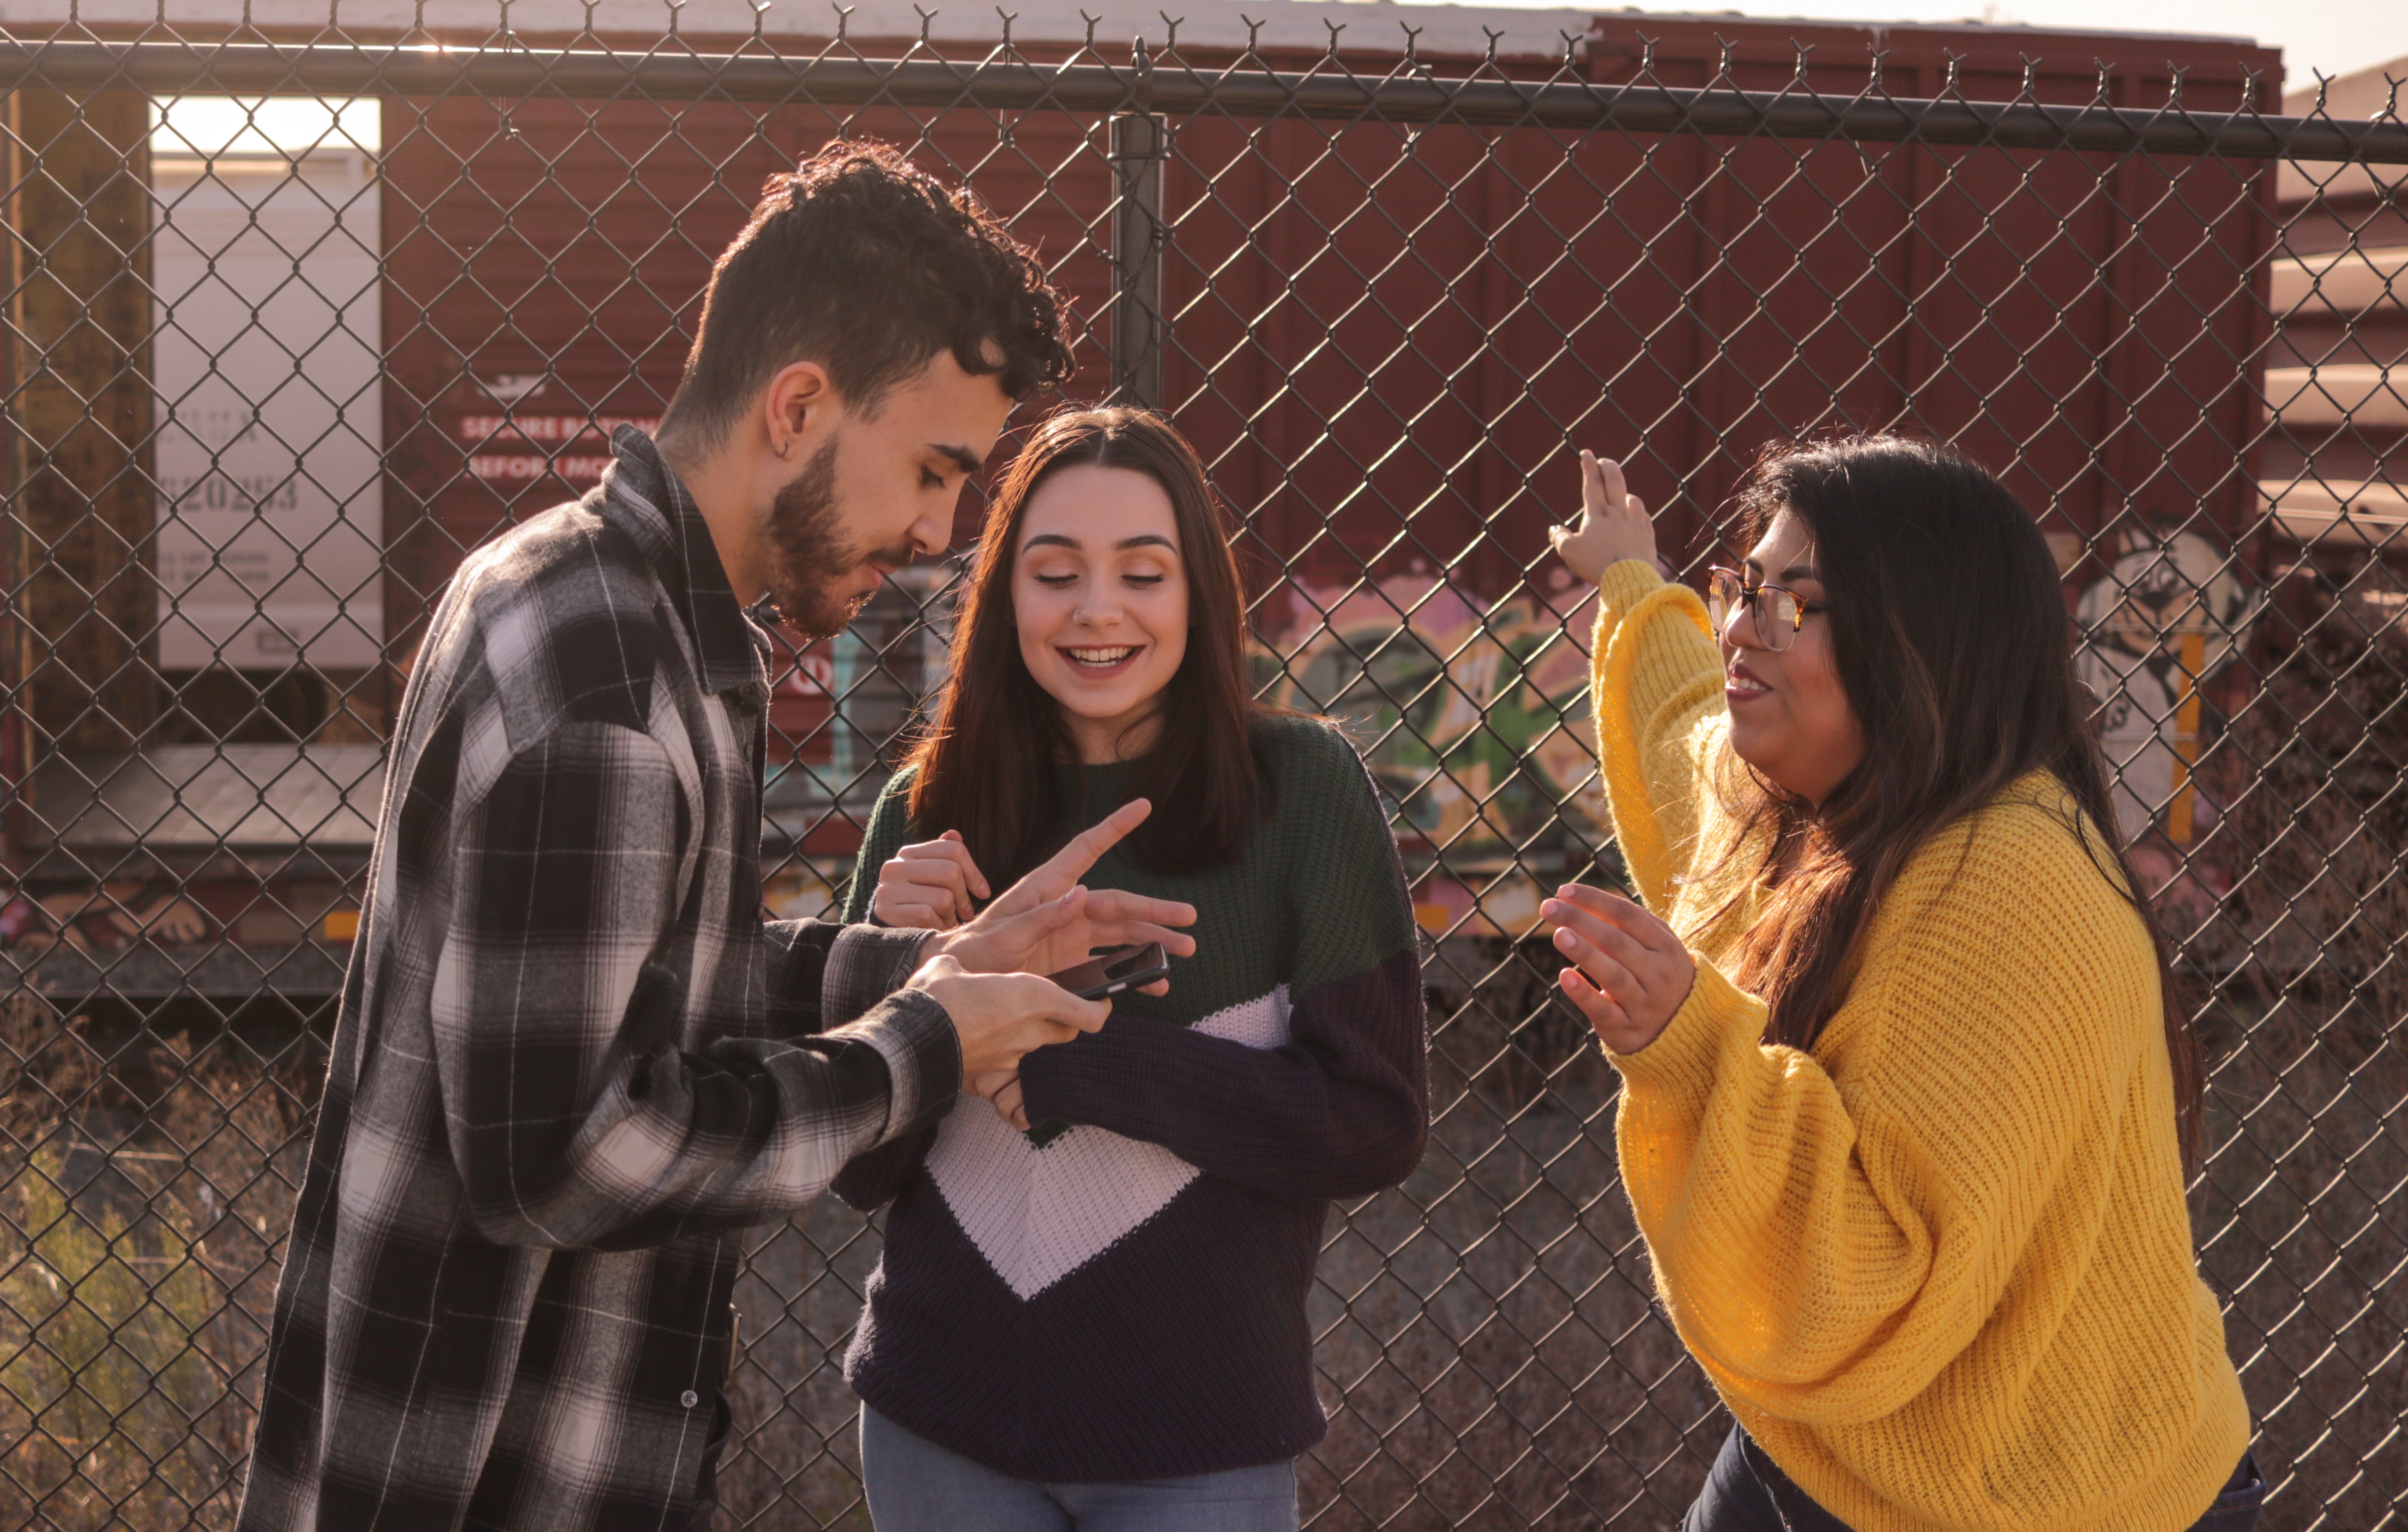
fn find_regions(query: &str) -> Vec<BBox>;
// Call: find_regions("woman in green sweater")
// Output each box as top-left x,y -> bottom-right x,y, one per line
832,407 -> 1428,1531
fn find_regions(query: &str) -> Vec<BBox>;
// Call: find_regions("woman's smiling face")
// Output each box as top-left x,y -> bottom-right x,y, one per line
1013,462 -> 1190,763
1721,508 -> 1866,805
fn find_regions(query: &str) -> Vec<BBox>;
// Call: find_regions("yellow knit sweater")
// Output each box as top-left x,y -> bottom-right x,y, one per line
1586,560 -> 2250,1532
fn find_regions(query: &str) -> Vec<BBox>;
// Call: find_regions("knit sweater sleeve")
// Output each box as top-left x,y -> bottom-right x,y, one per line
1606,792 -> 2168,1429
1017,725 -> 1429,1201
840,769 -> 920,925
1587,558 -> 1727,911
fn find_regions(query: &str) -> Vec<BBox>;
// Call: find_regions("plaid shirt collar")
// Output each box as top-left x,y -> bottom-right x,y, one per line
602,424 -> 770,700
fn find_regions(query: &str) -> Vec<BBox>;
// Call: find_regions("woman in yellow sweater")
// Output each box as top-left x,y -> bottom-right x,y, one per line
1543,436 -> 2258,1532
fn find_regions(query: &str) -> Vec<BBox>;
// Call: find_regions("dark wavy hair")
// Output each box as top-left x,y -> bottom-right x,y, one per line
906,407 -> 1276,885
658,139 -> 1073,446
1707,435 -> 2202,1162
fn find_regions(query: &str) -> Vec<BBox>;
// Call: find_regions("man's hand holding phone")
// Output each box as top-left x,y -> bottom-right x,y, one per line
959,941 -> 1172,1132
904,956 -> 1111,1082
896,800 -> 1196,1115
912,799 -> 1195,990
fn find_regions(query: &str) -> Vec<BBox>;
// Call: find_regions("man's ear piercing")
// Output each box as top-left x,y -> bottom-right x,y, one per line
774,440 -> 791,459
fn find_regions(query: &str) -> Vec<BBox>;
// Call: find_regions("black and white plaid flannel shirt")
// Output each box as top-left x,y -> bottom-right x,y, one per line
237,428 -> 960,1532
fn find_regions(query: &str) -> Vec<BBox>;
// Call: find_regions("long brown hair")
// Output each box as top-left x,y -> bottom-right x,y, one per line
906,407 -> 1273,884
1708,435 -> 2203,1162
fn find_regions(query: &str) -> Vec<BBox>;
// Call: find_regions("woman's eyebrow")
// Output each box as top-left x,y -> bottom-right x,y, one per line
1117,534 -> 1175,551
1022,533 -> 1080,550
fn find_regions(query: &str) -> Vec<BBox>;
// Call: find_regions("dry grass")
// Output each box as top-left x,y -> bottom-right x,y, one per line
2191,615 -> 2408,1532
0,1000 -> 317,1532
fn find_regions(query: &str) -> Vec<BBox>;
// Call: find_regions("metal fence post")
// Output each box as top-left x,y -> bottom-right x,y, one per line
1109,110 -> 1166,410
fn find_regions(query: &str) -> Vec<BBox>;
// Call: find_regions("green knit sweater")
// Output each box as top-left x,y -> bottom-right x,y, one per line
833,713 -> 1428,1481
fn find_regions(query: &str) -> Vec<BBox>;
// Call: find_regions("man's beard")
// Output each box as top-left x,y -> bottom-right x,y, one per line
760,435 -> 917,641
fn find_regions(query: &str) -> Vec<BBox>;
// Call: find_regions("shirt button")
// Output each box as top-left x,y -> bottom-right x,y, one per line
680,1390 -> 699,1409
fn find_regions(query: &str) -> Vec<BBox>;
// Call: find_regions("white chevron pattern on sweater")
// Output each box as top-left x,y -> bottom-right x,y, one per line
926,986 -> 1292,1300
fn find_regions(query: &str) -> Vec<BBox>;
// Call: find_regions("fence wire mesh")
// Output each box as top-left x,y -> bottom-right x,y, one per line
0,14 -> 2403,1530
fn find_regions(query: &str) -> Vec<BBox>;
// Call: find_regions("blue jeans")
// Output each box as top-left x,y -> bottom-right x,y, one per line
858,1406 -> 1301,1532
1683,1425 -> 2265,1532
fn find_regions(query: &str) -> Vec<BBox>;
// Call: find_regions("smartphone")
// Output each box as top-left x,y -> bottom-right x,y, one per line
1045,941 -> 1169,1000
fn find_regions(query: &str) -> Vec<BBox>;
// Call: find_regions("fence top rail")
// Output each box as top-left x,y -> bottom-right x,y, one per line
3,34 -> 2404,163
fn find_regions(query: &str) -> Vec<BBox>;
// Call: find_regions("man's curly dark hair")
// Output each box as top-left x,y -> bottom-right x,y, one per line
659,139 -> 1074,447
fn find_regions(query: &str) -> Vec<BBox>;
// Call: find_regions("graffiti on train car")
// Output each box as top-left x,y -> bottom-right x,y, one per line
1252,572 -> 1611,937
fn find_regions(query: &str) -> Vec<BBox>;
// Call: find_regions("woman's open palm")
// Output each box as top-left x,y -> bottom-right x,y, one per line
1543,883 -> 1695,1054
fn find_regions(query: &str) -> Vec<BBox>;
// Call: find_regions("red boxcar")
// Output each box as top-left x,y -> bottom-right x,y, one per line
372,4 -> 2277,909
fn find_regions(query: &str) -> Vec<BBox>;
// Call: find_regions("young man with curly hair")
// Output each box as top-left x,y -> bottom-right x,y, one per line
237,141 -> 1196,1532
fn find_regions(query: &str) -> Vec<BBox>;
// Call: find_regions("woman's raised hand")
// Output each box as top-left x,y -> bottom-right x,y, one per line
1543,883 -> 1695,1054
875,830 -> 990,930
1548,450 -> 1656,587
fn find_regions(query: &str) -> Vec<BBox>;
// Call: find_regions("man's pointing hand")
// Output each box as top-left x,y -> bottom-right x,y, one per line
920,798 -> 1197,991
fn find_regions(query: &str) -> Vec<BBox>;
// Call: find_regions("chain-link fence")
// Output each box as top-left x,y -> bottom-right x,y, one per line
0,10 -> 2402,1529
